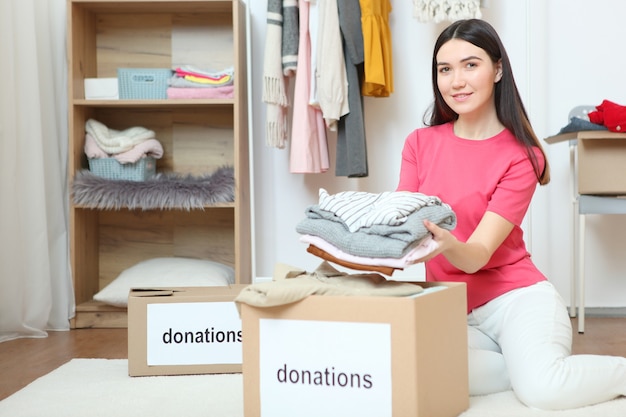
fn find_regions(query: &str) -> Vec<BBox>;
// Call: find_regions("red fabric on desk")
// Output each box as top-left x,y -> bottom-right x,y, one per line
588,99 -> 626,132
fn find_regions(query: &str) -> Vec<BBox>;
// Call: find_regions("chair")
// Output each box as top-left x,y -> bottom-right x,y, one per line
566,106 -> 626,333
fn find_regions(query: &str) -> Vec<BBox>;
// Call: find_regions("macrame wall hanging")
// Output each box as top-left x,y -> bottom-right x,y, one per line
413,0 -> 486,23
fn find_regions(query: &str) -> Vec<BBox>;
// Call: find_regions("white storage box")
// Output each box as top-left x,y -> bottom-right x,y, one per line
84,78 -> 119,100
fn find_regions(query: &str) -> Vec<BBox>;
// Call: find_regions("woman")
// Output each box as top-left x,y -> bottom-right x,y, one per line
397,19 -> 626,410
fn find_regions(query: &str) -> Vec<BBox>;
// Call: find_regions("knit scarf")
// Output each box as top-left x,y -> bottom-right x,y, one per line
281,0 -> 299,76
263,0 -> 288,106
263,0 -> 289,148
412,0 -> 481,23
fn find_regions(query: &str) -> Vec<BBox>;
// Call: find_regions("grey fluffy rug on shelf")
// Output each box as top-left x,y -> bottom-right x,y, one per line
71,166 -> 235,210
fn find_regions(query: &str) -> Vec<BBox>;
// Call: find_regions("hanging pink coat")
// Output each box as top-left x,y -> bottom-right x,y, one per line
289,0 -> 329,174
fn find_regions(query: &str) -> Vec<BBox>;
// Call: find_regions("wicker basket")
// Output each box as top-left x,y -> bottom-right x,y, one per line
117,68 -> 172,99
88,157 -> 156,181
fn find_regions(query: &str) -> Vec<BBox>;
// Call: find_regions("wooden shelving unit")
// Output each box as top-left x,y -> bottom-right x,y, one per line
66,0 -> 250,328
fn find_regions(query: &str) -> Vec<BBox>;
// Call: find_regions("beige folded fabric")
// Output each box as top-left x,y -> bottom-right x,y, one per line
235,261 -> 422,308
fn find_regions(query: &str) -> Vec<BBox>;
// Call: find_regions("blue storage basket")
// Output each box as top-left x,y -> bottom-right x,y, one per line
117,68 -> 172,99
88,157 -> 156,181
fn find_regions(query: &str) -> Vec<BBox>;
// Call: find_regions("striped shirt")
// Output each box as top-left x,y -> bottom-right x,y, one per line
318,188 -> 445,233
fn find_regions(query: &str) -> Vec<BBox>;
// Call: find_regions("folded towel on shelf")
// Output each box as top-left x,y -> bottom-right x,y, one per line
84,133 -> 110,159
114,138 -> 164,164
168,75 -> 233,89
169,66 -> 235,89
175,65 -> 234,80
166,85 -> 234,99
85,118 -> 155,155
183,74 -> 232,85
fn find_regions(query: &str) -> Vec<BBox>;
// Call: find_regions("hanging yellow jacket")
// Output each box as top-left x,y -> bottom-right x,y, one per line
359,0 -> 393,97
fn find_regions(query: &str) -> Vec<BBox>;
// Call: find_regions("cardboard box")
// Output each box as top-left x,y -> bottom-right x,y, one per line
128,285 -> 247,377
545,130 -> 626,195
240,282 -> 468,417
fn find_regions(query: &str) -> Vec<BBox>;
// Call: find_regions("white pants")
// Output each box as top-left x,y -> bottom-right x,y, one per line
467,281 -> 626,410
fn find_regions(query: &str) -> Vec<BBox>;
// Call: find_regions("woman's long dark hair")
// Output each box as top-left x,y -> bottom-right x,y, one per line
426,19 -> 550,185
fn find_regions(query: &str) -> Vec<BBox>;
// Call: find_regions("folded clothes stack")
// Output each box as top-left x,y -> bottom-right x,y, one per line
83,118 -> 164,164
167,65 -> 235,99
296,188 -> 457,275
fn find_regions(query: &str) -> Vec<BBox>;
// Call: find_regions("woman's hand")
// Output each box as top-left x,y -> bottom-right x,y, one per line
409,220 -> 457,264
411,212 -> 514,274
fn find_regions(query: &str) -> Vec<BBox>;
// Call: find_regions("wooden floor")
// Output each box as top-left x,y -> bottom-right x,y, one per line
1,317 -> 625,401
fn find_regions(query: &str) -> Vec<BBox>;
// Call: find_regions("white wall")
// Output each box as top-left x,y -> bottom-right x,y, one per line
542,0 -> 626,308
246,0 -> 626,308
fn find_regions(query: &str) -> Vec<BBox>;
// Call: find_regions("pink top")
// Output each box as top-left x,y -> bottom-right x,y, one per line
397,122 -> 547,312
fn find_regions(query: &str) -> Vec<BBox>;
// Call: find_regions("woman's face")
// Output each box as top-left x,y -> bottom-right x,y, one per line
436,39 -> 502,119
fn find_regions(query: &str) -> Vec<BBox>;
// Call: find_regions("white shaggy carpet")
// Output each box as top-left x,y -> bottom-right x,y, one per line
0,359 -> 624,417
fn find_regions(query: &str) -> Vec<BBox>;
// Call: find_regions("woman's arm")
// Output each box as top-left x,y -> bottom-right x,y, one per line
417,211 -> 514,274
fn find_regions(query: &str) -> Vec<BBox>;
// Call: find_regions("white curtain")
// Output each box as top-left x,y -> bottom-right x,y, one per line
0,0 -> 74,342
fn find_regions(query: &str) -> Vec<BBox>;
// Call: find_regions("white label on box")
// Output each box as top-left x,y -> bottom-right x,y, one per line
259,319 -> 392,417
146,302 -> 242,366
